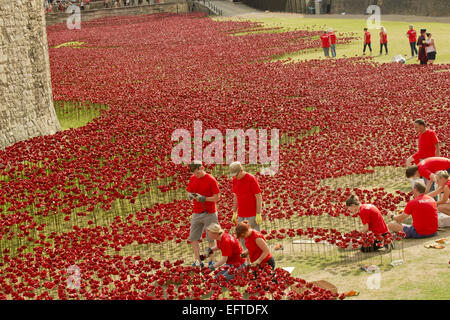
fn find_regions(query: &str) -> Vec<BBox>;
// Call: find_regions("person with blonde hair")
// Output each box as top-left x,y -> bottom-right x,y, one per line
328,28 -> 337,58
379,26 -> 388,55
206,223 -> 246,281
428,170 -> 450,215
229,161 -> 263,250
425,32 -> 437,65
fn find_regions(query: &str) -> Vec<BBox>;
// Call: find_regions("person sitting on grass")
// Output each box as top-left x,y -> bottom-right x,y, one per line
235,220 -> 275,269
206,223 -> 247,281
388,181 -> 438,239
405,157 -> 450,193
428,170 -> 450,216
346,195 -> 391,252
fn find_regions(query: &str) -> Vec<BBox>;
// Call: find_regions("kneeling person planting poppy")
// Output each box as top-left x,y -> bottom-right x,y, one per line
388,181 -> 438,239
206,223 -> 247,281
346,195 -> 391,252
235,220 -> 275,269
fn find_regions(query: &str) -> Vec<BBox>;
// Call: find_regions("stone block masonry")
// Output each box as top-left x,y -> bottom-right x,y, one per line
0,0 -> 61,150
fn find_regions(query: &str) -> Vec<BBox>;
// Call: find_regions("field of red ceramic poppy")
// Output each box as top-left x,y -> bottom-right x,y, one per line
0,12 -> 449,300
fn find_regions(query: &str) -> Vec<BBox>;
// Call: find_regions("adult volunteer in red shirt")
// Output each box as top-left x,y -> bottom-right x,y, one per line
406,25 -> 418,57
207,223 -> 246,281
388,181 -> 438,238
346,195 -> 391,252
186,161 -> 220,267
230,162 -> 263,248
363,28 -> 372,55
406,157 -> 450,192
320,30 -> 331,58
328,28 -> 337,58
235,220 -> 275,269
406,119 -> 440,166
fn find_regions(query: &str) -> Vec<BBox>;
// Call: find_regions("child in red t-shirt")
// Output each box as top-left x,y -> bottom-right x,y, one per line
207,223 -> 247,281
363,28 -> 372,55
346,195 -> 390,252
379,26 -> 388,55
320,30 -> 331,58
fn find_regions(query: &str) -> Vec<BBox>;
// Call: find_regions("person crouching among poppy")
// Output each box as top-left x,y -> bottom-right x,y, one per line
346,195 -> 391,252
235,220 -> 275,269
206,223 -> 247,281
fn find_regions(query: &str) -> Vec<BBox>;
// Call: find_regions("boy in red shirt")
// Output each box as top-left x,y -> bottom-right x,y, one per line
186,161 -> 220,267
328,28 -> 337,58
320,30 -> 331,58
346,195 -> 391,252
207,223 -> 247,281
406,25 -> 418,57
388,182 -> 438,238
406,119 -> 440,166
230,162 -> 263,249
363,28 -> 372,55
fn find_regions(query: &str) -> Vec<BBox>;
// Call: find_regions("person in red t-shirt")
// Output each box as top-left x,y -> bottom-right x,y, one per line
235,220 -> 274,269
406,119 -> 440,167
379,26 -> 388,55
328,28 -> 337,58
406,157 -> 450,192
186,161 -> 220,267
428,171 -> 450,216
388,181 -> 438,238
363,28 -> 372,55
346,195 -> 390,252
406,25 -> 418,57
320,30 -> 331,58
207,223 -> 246,281
230,162 -> 263,249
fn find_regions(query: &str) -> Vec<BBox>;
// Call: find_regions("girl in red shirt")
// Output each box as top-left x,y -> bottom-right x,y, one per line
346,195 -> 391,252
379,26 -> 388,55
235,221 -> 275,269
207,223 -> 247,281
429,170 -> 450,216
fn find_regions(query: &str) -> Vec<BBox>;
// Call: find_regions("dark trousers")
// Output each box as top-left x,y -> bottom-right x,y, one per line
361,233 -> 389,253
410,42 -> 418,57
363,43 -> 372,53
380,43 -> 388,54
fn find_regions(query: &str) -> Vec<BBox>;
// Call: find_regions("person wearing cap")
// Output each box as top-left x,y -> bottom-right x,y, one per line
428,170 -> 450,216
328,28 -> 337,58
346,195 -> 390,252
405,157 -> 450,193
235,220 -> 275,269
417,29 -> 428,65
363,28 -> 372,55
206,223 -> 247,281
320,30 -> 331,58
186,161 -> 220,267
388,181 -> 438,239
229,162 -> 263,250
406,25 -> 418,58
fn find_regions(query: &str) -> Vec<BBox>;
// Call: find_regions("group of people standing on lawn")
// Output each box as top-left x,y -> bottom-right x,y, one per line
347,119 -> 449,253
321,24 -> 437,64
186,161 -> 273,280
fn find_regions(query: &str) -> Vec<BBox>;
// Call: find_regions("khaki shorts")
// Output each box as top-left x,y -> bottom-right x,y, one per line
189,212 -> 218,242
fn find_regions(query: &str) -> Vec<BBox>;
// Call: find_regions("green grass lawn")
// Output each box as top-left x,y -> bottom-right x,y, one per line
222,16 -> 450,64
